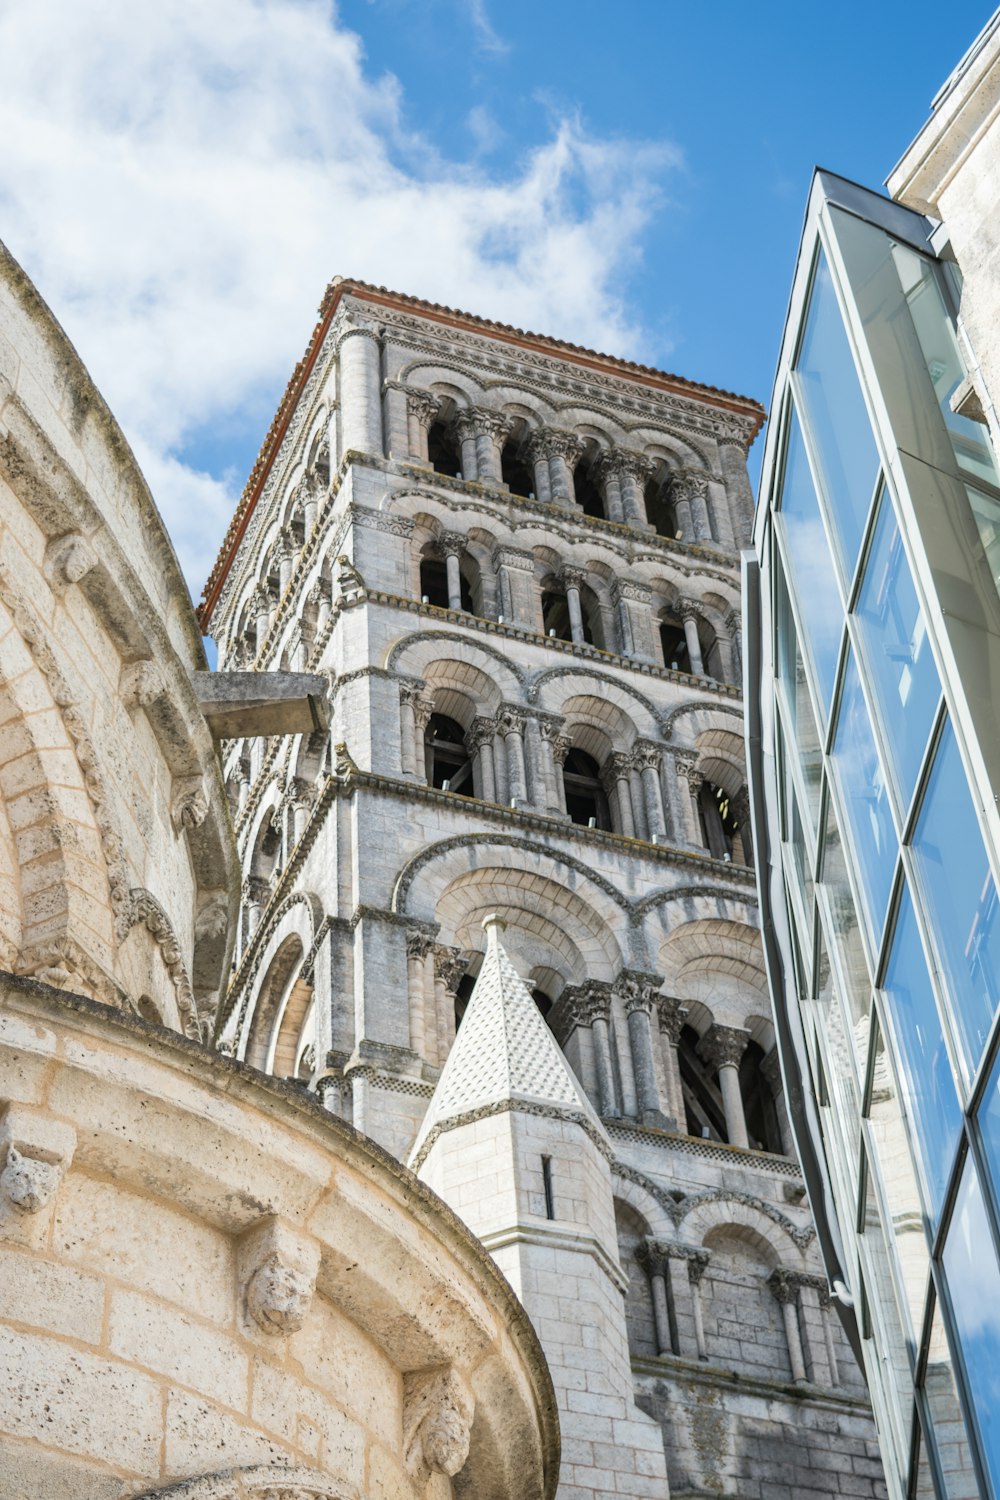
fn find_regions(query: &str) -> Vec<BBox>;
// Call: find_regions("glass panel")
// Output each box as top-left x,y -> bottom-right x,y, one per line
922,1295 -> 981,1499
879,886 -> 962,1225
941,1160 -> 1000,1495
817,790 -> 872,1061
974,1053 -> 1000,1227
853,489 -> 941,808
966,483 -> 1000,613
793,248 -> 881,576
865,1026 -> 930,1343
774,559 -> 823,828
910,1423 -> 938,1499
774,406 -> 844,717
859,1167 -> 918,1474
829,649 -> 897,950
814,930 -> 861,1143
911,720 -> 1000,1083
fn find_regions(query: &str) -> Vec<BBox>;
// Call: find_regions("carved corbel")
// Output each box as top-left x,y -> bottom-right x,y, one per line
44,533 -> 98,593
238,1216 -> 320,1337
171,775 -> 209,832
121,659 -> 167,710
0,1106 -> 76,1240
403,1365 -> 475,1485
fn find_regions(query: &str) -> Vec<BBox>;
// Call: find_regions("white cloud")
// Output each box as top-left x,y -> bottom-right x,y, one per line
0,0 -> 681,592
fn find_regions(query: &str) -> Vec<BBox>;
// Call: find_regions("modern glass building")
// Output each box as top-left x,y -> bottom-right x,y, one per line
745,170 -> 1000,1500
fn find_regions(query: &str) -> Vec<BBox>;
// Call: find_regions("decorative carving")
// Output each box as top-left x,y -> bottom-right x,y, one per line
44,533 -> 98,592
559,564 -> 586,592
634,740 -> 662,772
497,705 -> 528,737
698,1023 -> 750,1072
333,741 -> 360,777
465,715 -> 499,751
240,1218 -> 320,1337
437,530 -> 466,559
134,1463 -> 353,1500
0,1146 -> 60,1214
405,387 -> 441,427
614,970 -> 662,1016
675,752 -> 704,790
656,994 -> 688,1044
405,927 -> 435,961
124,889 -> 201,1038
121,659 -> 167,710
562,978 -> 613,1027
767,1266 -> 802,1306
433,945 -> 468,994
336,554 -> 366,596
611,577 -> 652,604
468,405 -> 514,443
171,775 -> 209,832
492,545 -> 535,572
403,1366 -> 475,1484
672,468 -> 710,502
0,1109 -> 75,1220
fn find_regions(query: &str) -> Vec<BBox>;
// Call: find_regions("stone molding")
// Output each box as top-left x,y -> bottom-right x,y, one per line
410,1096 -> 614,1171
135,1464 -> 356,1500
123,888 -> 201,1039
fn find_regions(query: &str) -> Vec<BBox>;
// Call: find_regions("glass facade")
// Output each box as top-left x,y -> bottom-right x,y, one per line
749,173 -> 1000,1500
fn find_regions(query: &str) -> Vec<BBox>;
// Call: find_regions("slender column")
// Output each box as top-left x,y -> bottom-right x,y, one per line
244,875 -> 270,937
635,742 -> 666,839
235,765 -> 250,814
405,929 -> 434,1059
452,412 -> 479,481
768,1270 -> 808,1384
406,388 -> 440,463
399,685 -> 422,777
593,450 -> 626,523
576,981 -> 619,1117
675,755 -> 705,845
670,475 -> 694,540
680,598 -> 705,675
561,566 -> 587,644
538,719 -> 566,815
498,707 -> 528,806
251,586 -> 272,654
523,715 -> 546,810
433,945 -> 467,1066
820,1285 -> 840,1387
730,787 -> 754,870
413,692 -> 434,782
350,1067 -> 371,1135
699,1024 -> 751,1150
717,427 -> 755,545
688,1251 -> 711,1360
611,577 -> 655,661
315,581 -> 332,635
619,451 -> 654,526
678,468 -> 712,541
337,322 -> 383,457
549,732 -> 571,815
656,995 -> 688,1126
636,1242 -> 674,1356
440,531 -> 466,611
276,529 -> 296,595
544,431 -> 582,505
760,1047 -> 794,1154
301,472 -> 322,536
628,762 -> 647,839
471,408 -> 512,484
524,431 -> 552,503
289,779 -> 315,843
617,972 -> 666,1123
726,608 -> 743,682
606,752 -> 636,837
466,717 -> 498,802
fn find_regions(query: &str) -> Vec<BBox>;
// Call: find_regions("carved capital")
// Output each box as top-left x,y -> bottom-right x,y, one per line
656,994 -> 688,1043
469,405 -> 514,443
699,1023 -> 750,1072
549,732 -> 573,767
608,750 -> 634,782
433,945 -> 468,995
438,530 -> 467,559
679,595 -> 704,624
288,777 -> 317,811
249,584 -> 272,619
634,739 -> 662,772
611,577 -> 652,605
498,704 -> 528,737
406,387 -> 441,427
239,1217 -> 320,1337
672,468 -> 710,502
412,692 -> 435,733
405,926 -> 435,961
492,545 -> 535,573
591,447 -> 629,482
559,564 -> 586,592
465,715 -> 499,751
404,1366 -> 475,1484
243,875 -> 271,908
635,1237 -> 670,1279
675,753 -> 704,790
616,449 -> 656,482
767,1266 -> 802,1306
615,970 -> 662,1016
171,775 -> 208,832
563,978 -> 613,1027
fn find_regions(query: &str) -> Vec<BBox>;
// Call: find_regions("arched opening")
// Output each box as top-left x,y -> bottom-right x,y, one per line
454,971 -> 476,1030
532,987 -> 554,1021
678,1024 -> 727,1142
615,1201 -> 658,1358
740,1041 -> 783,1154
427,420 -> 462,478
425,714 -> 474,795
698,781 -> 740,862
645,478 -> 680,539
562,749 -> 611,830
501,439 -> 534,498
659,611 -> 691,672
419,550 -> 473,612
573,456 -> 605,519
541,584 -> 574,643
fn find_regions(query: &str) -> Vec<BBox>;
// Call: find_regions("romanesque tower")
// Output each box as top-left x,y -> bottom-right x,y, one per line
202,280 -> 885,1499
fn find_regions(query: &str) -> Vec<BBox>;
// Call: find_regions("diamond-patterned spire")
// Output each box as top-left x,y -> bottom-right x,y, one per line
409,915 -> 606,1166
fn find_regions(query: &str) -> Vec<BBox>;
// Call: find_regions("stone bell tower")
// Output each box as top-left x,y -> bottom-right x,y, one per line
203,278 -> 884,1500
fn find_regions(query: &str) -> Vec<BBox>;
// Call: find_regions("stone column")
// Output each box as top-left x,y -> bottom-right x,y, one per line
656,995 -> 688,1126
522,715 -> 547,810
636,1241 -> 674,1355
730,787 -> 754,870
413,692 -> 435,782
687,1250 -> 711,1360
244,875 -> 270,937
452,412 -> 479,481
593,450 -> 625,523
405,929 -> 435,1059
289,779 -> 315,843
761,1047 -> 794,1155
698,1024 -> 751,1149
406,388 -> 440,463
498,707 -> 529,806
635,742 -> 667,840
670,473 -> 695,540
548,731 -> 572,815
545,431 -> 582,506
432,945 -> 467,1066
679,598 -> 706,676
576,981 -> 619,1117
606,752 -> 636,837
616,972 -> 667,1124
768,1269 -> 808,1384
439,532 -> 467,611
399,684 -> 423,778
466,717 -> 498,802
682,468 -> 713,541
315,580 -> 332,636
251,585 -> 272,655
561,566 -> 587,645
337,321 -> 383,457
675,755 -> 705,846
524,430 -> 553,503
537,718 -> 567,815
717,426 -> 756,546
276,528 -> 297,595
796,1275 -> 837,1387
287,623 -> 307,674
301,472 -> 322,536
470,407 -> 512,484
619,451 -> 654,526
611,578 -> 655,661
492,546 -> 536,628
726,608 -> 743,681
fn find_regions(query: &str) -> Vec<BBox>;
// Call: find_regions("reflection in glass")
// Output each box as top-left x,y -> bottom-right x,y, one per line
817,790 -> 871,1058
941,1161 -> 1000,1495
911,720 -> 1000,1082
880,886 -> 961,1224
774,558 -> 823,828
975,1053 -> 1000,1230
854,490 -> 940,808
829,650 -> 897,950
966,483 -> 1000,606
775,407 -> 844,716
812,933 -> 860,1158
858,1164 -> 917,1477
793,249 -> 881,576
921,1294 -> 981,1500
864,1026 -> 929,1344
910,1424 -> 937,1500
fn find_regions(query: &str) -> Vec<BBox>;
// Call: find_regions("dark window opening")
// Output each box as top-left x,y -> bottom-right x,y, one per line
678,1025 -> 728,1142
740,1041 -> 783,1154
542,587 -> 594,646
426,714 -> 474,796
659,617 -> 691,672
645,481 -> 680,539
454,972 -> 476,1030
574,460 -> 605,519
541,1155 -> 555,1219
501,441 -> 534,498
427,421 -> 462,478
419,556 -> 473,612
563,749 -> 611,830
698,781 -> 740,861
532,988 -> 553,1020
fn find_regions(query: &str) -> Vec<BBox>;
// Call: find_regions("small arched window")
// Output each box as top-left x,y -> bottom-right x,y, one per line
419,551 -> 473,612
573,457 -> 605,519
740,1041 -> 783,1154
425,714 -> 474,795
678,1025 -> 727,1142
501,439 -> 534,498
427,420 -> 462,478
659,612 -> 691,672
563,749 -> 611,830
698,781 -> 740,862
645,478 -> 680,539
541,585 -> 573,642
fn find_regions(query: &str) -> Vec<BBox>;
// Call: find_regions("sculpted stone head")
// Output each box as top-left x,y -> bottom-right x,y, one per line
0,1146 -> 60,1214
246,1250 -> 315,1335
403,1367 -> 475,1484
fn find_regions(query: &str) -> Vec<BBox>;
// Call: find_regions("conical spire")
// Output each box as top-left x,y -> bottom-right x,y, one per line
409,915 -> 607,1169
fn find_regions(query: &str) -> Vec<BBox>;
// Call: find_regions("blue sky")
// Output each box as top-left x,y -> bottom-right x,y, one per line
0,0 -> 991,591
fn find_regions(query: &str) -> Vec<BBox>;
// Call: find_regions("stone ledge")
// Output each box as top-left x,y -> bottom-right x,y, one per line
631,1351 -> 873,1412
605,1119 -> 801,1178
